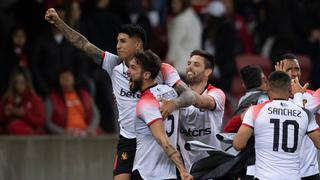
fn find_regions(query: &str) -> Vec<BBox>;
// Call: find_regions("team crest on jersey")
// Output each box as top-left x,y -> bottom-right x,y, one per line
302,99 -> 307,107
121,152 -> 128,160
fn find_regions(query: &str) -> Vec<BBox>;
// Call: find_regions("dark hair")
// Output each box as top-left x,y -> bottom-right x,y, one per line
276,53 -> 297,63
268,71 -> 291,91
190,49 -> 215,69
3,67 -> 35,100
134,50 -> 161,79
240,65 -> 263,90
119,24 -> 147,49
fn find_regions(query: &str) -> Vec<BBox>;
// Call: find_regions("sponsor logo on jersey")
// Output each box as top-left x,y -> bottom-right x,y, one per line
120,88 -> 141,98
180,127 -> 211,137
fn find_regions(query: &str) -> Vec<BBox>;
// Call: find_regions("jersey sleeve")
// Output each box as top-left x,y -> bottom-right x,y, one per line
136,94 -> 162,126
307,114 -> 320,134
101,51 -> 121,75
160,63 -> 181,87
304,90 -> 320,113
207,88 -> 225,111
293,92 -> 304,107
242,106 -> 254,128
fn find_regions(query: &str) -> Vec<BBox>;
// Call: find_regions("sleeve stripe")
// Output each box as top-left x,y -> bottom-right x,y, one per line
242,123 -> 253,129
307,128 -> 320,134
147,118 -> 163,126
100,52 -> 106,67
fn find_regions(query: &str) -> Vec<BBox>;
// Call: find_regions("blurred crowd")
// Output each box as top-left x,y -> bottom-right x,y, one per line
0,0 -> 320,135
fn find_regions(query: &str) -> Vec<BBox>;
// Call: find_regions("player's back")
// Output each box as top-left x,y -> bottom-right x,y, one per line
133,84 -> 179,179
249,100 -> 311,180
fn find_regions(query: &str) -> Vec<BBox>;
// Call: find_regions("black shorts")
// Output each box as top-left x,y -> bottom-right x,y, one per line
302,174 -> 320,180
132,169 -> 177,180
113,135 -> 136,176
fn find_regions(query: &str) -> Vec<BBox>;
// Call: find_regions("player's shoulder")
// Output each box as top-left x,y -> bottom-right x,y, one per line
149,84 -> 178,100
251,99 -> 273,112
160,63 -> 178,74
207,84 -> 223,93
138,89 -> 159,109
207,84 -> 225,97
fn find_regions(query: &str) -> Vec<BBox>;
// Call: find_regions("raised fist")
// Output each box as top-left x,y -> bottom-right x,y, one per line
45,8 -> 59,24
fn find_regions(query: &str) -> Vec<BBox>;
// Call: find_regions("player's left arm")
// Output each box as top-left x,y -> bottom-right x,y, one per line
149,120 -> 193,179
233,125 -> 253,151
160,81 -> 196,119
233,107 -> 254,151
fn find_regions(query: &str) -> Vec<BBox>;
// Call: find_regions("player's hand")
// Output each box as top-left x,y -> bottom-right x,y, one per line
45,8 -> 59,24
160,100 -> 176,119
274,61 -> 286,72
180,172 -> 193,180
291,77 -> 309,95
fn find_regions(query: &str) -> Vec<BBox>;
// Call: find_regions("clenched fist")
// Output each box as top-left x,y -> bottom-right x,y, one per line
45,8 -> 59,24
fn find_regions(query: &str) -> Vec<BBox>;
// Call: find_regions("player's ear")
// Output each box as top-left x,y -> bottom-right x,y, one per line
143,71 -> 151,80
204,68 -> 212,77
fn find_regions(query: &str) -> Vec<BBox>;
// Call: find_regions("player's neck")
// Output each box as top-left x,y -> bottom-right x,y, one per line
269,91 -> 289,100
189,80 -> 208,94
141,80 -> 157,94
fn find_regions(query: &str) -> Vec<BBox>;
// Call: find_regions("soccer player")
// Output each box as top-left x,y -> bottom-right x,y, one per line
45,8 -> 196,180
275,53 -> 319,179
233,71 -> 320,180
178,50 -> 226,171
127,50 -> 193,180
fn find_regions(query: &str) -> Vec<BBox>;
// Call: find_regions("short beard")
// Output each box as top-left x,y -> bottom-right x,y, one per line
186,76 -> 201,85
130,78 -> 143,93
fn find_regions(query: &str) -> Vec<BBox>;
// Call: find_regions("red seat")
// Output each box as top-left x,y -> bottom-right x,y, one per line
235,54 -> 272,75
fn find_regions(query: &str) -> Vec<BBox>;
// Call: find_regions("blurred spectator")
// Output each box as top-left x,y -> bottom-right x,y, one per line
9,0 -> 46,45
0,25 -> 30,96
0,68 -> 45,135
130,0 -> 165,57
65,0 -> 82,30
202,0 -> 237,93
46,69 -> 101,137
166,0 -> 202,75
82,0 -> 122,53
81,0 -> 121,133
300,0 -> 320,89
31,6 -> 89,99
223,0 -> 253,54
267,0 -> 305,62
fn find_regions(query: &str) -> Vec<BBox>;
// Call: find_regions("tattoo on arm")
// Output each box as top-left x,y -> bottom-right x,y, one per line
162,141 -> 186,173
55,17 -> 103,65
173,81 -> 196,108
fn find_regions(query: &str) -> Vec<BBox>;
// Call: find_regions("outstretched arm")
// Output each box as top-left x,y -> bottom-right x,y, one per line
45,8 -> 103,65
